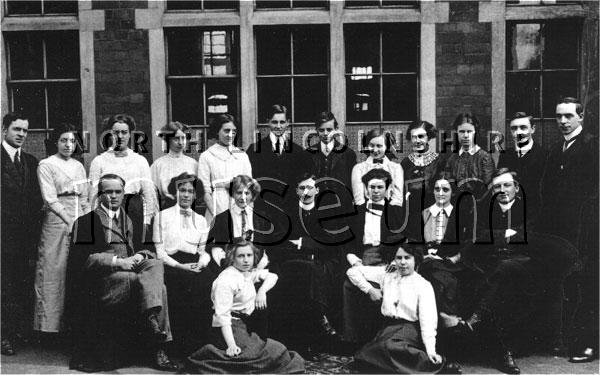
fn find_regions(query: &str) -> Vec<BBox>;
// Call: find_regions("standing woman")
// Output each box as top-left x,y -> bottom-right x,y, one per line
186,240 -> 305,374
34,123 -> 90,335
198,114 -> 251,224
151,121 -> 198,210
401,120 -> 445,239
351,128 -> 404,207
88,114 -> 158,249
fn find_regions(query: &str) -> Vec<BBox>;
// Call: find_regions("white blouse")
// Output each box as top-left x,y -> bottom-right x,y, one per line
38,155 -> 90,217
150,153 -> 198,201
351,156 -> 404,206
211,266 -> 269,327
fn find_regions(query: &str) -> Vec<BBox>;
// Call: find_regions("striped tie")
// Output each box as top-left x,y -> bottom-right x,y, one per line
436,210 -> 446,242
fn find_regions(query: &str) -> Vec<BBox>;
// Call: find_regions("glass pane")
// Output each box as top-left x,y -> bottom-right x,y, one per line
46,31 -> 80,79
167,1 -> 203,10
293,27 -> 329,74
294,77 -> 328,123
382,75 -> 417,121
5,1 -> 41,14
205,80 -> 238,123
345,25 -> 380,74
47,83 -> 81,127
382,0 -> 418,5
204,0 -> 239,9
543,21 -> 579,69
382,24 -> 419,73
256,0 -> 291,8
542,71 -> 578,118
6,32 -> 44,80
346,76 -> 380,122
346,0 -> 379,6
11,85 -> 46,129
202,30 -> 236,75
539,119 -> 562,148
293,0 -> 328,7
44,1 -> 78,13
167,29 -> 205,75
256,28 -> 291,75
257,78 -> 291,123
506,72 -> 540,117
170,81 -> 204,125
507,23 -> 541,70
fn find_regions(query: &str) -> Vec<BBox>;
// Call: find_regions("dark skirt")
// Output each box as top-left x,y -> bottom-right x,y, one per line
419,258 -> 468,318
187,318 -> 305,374
355,319 -> 445,374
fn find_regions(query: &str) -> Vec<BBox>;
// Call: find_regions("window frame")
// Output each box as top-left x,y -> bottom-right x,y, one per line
3,0 -> 78,16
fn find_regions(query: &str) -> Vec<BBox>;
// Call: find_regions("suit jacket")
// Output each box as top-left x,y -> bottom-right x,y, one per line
307,140 -> 356,204
476,196 -> 527,247
418,205 -> 474,258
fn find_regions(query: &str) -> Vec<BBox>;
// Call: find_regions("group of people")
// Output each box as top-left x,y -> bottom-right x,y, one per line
0,97 -> 597,374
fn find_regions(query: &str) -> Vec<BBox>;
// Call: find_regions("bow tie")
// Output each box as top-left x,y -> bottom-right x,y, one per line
180,209 -> 192,217
372,158 -> 383,164
367,202 -> 384,211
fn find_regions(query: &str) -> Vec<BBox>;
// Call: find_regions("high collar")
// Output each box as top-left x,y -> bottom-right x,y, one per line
498,199 -> 515,213
515,139 -> 534,155
269,132 -> 287,144
366,155 -> 389,166
100,203 -> 120,219
2,140 -> 20,161
231,204 -> 252,216
299,200 -> 315,211
428,203 -> 453,217
458,144 -> 480,156
563,125 -> 582,142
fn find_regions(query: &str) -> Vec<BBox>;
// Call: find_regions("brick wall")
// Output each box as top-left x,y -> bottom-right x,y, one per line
93,0 -> 153,163
436,1 -> 492,134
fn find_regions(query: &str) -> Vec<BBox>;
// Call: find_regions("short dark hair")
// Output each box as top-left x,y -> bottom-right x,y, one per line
557,96 -> 583,116
209,113 -> 236,139
266,104 -> 288,121
362,168 -> 393,189
106,114 -> 136,132
452,112 -> 480,133
314,111 -> 338,130
167,172 -> 203,199
406,120 -> 436,141
158,121 -> 190,138
46,123 -> 79,156
492,168 -> 518,185
225,239 -> 262,268
509,112 -> 533,123
396,242 -> 424,268
2,112 -> 28,130
296,172 -> 317,187
98,173 -> 126,195
229,175 -> 261,201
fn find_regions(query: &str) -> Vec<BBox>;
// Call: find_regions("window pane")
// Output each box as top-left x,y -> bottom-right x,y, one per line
381,0 -> 418,6
256,28 -> 291,75
382,24 -> 419,72
346,0 -> 379,7
383,75 -> 417,121
506,72 -> 540,117
345,25 -> 380,74
170,81 -> 204,125
202,30 -> 236,75
5,1 -> 41,14
346,77 -> 380,122
293,27 -> 329,74
539,119 -> 562,147
204,0 -> 239,9
167,1 -> 203,10
167,28 -> 236,76
47,83 -> 81,127
293,0 -> 328,7
46,31 -> 80,79
11,85 -> 46,129
543,21 -> 579,69
256,0 -> 291,8
542,71 -> 578,118
257,78 -> 291,123
6,32 -> 44,80
44,1 -> 78,14
205,80 -> 238,123
507,23 -> 541,70
294,77 -> 328,123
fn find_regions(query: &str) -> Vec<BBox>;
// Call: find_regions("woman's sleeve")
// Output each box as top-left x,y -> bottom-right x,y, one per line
88,157 -> 101,209
480,152 -> 496,186
150,160 -> 162,198
418,278 -> 438,354
197,152 -> 212,194
390,162 -> 404,206
37,163 -> 63,214
153,214 -> 178,268
212,277 -> 235,327
242,153 -> 252,177
351,163 -> 365,206
77,163 -> 91,215
139,157 -> 159,223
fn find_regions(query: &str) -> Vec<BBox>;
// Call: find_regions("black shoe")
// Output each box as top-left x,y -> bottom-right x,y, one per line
147,314 -> 168,342
319,315 -> 338,338
465,312 -> 482,332
498,351 -> 520,374
154,348 -> 179,372
569,347 -> 596,363
441,361 -> 463,374
1,339 -> 15,356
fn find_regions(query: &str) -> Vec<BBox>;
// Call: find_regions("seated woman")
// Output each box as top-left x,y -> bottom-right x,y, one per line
348,243 -> 459,374
186,240 -> 305,374
153,172 -> 216,354
206,175 -> 271,273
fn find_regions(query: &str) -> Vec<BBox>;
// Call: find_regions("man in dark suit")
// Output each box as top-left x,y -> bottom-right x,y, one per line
1,112 -> 42,355
540,97 -> 598,363
497,112 -> 547,221
246,104 -> 312,241
67,174 -> 177,372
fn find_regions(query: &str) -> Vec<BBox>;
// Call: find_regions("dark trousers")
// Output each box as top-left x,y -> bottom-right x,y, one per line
342,279 -> 382,344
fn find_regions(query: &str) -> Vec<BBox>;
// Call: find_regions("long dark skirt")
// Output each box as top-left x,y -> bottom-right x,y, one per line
187,318 -> 305,374
355,319 -> 445,374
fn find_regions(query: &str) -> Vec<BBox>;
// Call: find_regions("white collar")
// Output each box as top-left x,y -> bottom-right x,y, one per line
101,204 -> 120,219
564,125 -> 582,142
428,203 -> 453,217
321,139 -> 335,153
515,139 -> 534,154
366,155 -> 389,165
498,200 -> 515,213
176,203 -> 193,215
2,140 -> 20,161
232,204 -> 252,216
299,200 -> 315,211
458,144 -> 480,156
269,132 -> 287,145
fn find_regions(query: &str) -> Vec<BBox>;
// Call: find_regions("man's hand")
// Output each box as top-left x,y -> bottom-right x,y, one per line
255,291 -> 267,310
367,288 -> 382,302
180,262 -> 203,273
447,253 -> 461,264
226,345 -> 241,357
428,352 -> 443,364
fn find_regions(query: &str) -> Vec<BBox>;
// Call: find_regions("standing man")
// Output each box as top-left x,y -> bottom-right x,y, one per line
540,97 -> 598,362
497,112 -> 547,220
1,113 -> 42,355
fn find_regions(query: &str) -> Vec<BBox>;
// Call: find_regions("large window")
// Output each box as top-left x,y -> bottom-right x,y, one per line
506,20 -> 580,145
345,0 -> 418,7
255,26 -> 329,124
166,0 -> 239,11
255,0 -> 328,9
4,0 -> 77,15
166,28 -> 240,128
4,31 -> 81,130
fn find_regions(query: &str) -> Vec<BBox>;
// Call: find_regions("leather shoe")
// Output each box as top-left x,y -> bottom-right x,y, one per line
1,339 -> 15,356
569,347 -> 596,363
319,315 -> 338,338
498,351 -> 520,374
154,348 -> 179,372
441,361 -> 462,374
147,314 -> 167,342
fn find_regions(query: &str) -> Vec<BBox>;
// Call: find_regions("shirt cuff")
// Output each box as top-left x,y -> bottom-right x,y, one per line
111,255 -> 118,270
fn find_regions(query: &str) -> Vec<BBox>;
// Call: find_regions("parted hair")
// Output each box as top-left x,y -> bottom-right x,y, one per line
98,173 -> 126,195
2,112 -> 27,129
361,168 -> 393,189
225,239 -> 262,268
452,112 -> 480,133
405,120 -> 437,141
229,175 -> 261,200
167,172 -> 203,199
557,96 -> 583,116
106,114 -> 136,132
266,104 -> 288,121
46,123 -> 80,156
209,113 -> 236,140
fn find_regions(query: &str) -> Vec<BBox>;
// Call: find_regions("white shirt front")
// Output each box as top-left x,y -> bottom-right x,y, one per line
231,205 -> 254,239
2,140 -> 19,162
458,144 -> 481,156
563,125 -> 583,149
363,199 -> 383,246
320,140 -> 335,156
269,132 -> 287,154
515,139 -> 534,157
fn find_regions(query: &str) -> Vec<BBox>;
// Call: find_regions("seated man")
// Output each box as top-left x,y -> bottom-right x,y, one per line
66,174 -> 178,372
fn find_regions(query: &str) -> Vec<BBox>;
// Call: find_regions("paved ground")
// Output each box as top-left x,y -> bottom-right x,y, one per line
1,343 -> 598,374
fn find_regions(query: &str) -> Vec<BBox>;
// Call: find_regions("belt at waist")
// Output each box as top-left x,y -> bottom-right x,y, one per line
170,252 -> 200,264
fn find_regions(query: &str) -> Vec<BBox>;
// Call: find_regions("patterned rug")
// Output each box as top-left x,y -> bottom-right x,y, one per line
305,354 -> 356,374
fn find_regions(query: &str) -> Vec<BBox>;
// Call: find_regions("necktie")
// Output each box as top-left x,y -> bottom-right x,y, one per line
275,137 -> 281,154
563,138 -> 576,152
241,209 -> 247,237
323,144 -> 330,156
181,209 -> 191,229
435,210 -> 446,242
372,158 -> 383,164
